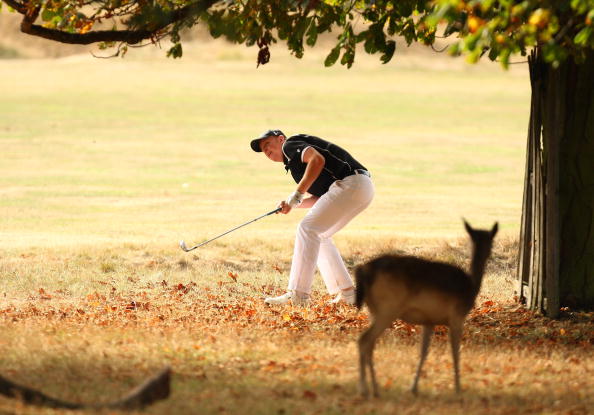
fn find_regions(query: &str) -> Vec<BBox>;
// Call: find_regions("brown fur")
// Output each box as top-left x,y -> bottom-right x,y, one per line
355,220 -> 498,397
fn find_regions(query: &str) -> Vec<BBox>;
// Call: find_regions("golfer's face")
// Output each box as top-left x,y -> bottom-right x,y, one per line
260,136 -> 283,162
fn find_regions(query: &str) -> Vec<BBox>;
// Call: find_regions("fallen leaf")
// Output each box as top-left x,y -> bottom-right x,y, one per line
38,288 -> 52,300
303,390 -> 317,400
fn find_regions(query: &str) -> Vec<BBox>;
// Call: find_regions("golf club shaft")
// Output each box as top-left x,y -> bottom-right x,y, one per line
181,207 -> 281,251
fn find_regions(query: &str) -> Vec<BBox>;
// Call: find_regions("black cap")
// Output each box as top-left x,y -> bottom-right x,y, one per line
250,129 -> 285,152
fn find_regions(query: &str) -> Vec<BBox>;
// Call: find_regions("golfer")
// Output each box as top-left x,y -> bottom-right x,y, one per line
250,130 -> 374,305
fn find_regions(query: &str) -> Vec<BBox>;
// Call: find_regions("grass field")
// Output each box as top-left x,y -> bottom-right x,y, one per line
1,40 -> 593,415
1,39 -> 529,248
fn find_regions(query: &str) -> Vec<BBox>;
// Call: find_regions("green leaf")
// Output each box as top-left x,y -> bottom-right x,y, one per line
41,9 -> 56,22
570,0 -> 589,14
401,19 -> 416,45
363,34 -> 377,54
387,16 -> 397,36
499,48 -> 511,70
466,47 -> 482,64
541,43 -> 568,66
306,20 -> 318,47
295,17 -> 311,39
488,46 -> 499,61
340,47 -> 355,68
167,43 -> 183,59
574,27 -> 593,46
448,42 -> 461,56
324,45 -> 341,67
380,40 -> 396,64
464,32 -> 481,51
426,3 -> 452,27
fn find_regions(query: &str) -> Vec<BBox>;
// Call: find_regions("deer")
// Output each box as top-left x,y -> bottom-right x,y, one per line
355,220 -> 498,398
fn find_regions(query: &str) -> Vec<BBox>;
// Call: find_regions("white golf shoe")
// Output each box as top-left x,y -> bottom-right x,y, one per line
329,289 -> 356,305
264,291 -> 310,306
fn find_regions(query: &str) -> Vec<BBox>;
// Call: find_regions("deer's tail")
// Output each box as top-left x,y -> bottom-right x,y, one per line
355,263 -> 374,310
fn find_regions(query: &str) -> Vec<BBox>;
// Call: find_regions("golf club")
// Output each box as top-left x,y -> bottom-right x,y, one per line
179,207 -> 282,252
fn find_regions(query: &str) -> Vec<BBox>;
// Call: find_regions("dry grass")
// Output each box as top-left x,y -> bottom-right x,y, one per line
1,238 -> 592,415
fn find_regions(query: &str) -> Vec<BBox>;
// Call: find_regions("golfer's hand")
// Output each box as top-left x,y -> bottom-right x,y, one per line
278,200 -> 292,214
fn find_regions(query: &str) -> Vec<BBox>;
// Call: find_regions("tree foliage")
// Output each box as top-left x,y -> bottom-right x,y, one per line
434,1 -> 594,68
2,0 -> 594,66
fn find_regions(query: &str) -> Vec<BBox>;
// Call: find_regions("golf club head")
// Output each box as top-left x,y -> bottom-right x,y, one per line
179,240 -> 190,252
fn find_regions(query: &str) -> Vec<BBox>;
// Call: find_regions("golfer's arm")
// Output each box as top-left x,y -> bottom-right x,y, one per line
296,147 -> 325,195
298,196 -> 319,209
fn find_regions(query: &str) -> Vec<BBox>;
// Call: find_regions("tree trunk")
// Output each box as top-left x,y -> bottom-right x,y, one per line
518,49 -> 594,317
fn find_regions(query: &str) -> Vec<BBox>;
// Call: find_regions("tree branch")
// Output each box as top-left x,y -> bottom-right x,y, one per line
554,17 -> 574,44
20,24 -> 156,45
3,0 -> 25,13
16,0 -> 217,45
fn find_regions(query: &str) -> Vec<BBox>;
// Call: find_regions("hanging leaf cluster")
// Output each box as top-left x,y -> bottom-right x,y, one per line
432,0 -> 594,68
3,0 -> 594,66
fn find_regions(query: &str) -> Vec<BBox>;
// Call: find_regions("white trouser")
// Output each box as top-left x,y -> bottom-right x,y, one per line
287,174 -> 374,295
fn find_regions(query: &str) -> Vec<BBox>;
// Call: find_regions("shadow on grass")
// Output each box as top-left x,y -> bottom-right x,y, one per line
0,365 -> 170,413
165,370 -> 592,415
0,343 -> 592,415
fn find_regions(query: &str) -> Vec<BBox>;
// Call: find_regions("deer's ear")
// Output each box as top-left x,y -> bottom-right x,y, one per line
463,218 -> 473,235
491,222 -> 499,237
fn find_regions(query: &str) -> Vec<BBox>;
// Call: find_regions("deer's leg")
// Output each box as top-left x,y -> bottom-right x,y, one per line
368,342 -> 380,398
411,324 -> 434,395
358,324 -> 373,398
358,318 -> 389,398
449,321 -> 463,393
